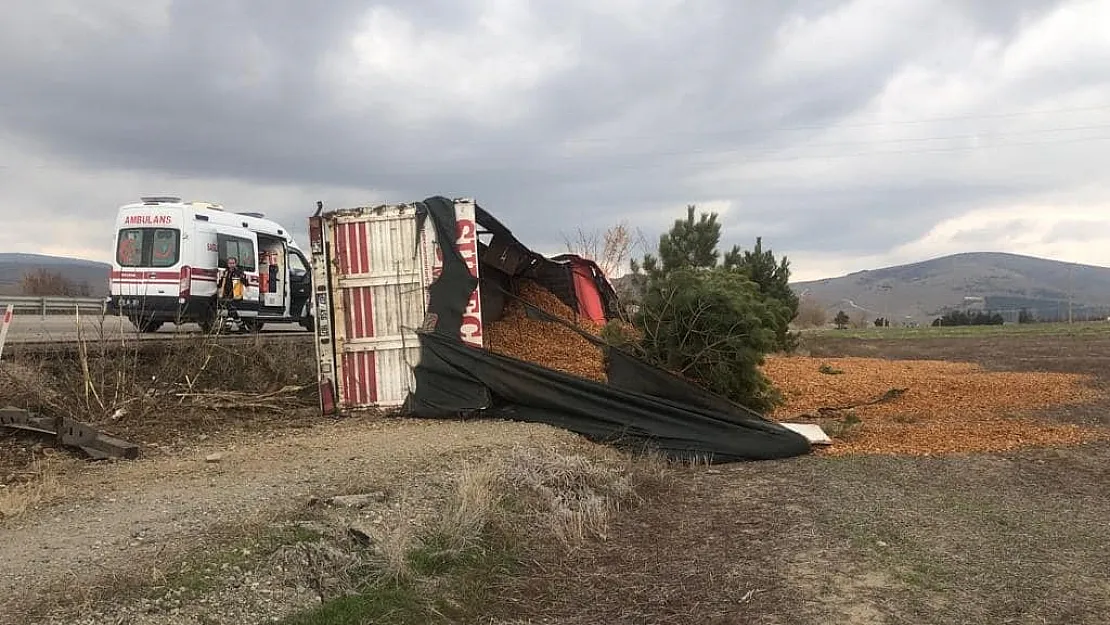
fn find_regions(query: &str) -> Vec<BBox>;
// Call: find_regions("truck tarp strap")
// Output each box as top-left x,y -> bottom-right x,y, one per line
401,196 -> 811,463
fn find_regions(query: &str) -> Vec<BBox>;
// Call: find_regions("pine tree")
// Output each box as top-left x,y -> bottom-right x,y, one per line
637,204 -> 722,280
627,203 -> 798,411
636,268 -> 782,411
723,237 -> 799,350
834,310 -> 850,329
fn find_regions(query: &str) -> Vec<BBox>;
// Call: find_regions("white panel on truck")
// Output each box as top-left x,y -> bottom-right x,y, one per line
310,200 -> 483,412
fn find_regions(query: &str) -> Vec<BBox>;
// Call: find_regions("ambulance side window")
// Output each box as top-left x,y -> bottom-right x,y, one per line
117,229 -> 145,267
288,251 -> 309,280
150,229 -> 179,268
217,235 -> 256,272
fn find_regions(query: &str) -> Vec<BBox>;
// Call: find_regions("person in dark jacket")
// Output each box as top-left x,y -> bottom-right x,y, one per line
216,256 -> 250,331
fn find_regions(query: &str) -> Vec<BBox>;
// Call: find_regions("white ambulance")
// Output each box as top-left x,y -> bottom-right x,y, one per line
107,196 -> 314,333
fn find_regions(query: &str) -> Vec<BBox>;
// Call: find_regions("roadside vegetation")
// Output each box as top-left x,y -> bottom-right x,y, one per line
0,311 -> 314,430
1,313 -> 317,521
802,319 -> 1110,340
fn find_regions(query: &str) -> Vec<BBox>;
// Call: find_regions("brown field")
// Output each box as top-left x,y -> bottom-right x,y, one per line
2,329 -> 1110,624
487,331 -> 1110,625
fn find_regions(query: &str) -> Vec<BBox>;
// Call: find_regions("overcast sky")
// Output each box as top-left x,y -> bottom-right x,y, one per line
1,0 -> 1108,281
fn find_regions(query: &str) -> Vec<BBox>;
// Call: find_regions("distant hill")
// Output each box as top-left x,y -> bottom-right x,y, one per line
0,253 -> 110,296
792,252 -> 1110,324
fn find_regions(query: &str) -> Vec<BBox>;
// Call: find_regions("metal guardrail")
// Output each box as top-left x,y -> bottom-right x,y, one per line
0,295 -> 109,319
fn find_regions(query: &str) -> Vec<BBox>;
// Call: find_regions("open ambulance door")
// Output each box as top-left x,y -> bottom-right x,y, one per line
287,249 -> 313,324
214,229 -> 260,317
257,236 -> 288,317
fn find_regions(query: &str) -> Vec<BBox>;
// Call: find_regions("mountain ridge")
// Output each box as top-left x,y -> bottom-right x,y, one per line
0,253 -> 111,296
791,251 -> 1110,323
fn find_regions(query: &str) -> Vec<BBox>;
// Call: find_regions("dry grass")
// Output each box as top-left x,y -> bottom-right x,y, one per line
500,445 -> 667,549
8,439 -> 670,624
376,520 -> 418,581
0,317 -> 316,455
273,533 -> 373,602
287,444 -> 665,597
432,461 -> 502,550
0,455 -> 72,520
277,444 -> 668,623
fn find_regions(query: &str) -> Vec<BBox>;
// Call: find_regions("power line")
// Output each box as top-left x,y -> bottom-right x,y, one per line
558,103 -> 1110,146
720,131 -> 1110,165
572,123 -> 1110,163
580,132 -> 1110,174
723,121 -> 1110,152
1,101 -> 1108,168
3,129 -> 1109,175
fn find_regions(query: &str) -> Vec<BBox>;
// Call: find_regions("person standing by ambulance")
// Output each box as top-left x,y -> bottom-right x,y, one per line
216,256 -> 250,332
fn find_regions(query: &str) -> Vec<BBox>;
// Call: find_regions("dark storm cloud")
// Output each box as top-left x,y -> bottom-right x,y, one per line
0,0 -> 1101,267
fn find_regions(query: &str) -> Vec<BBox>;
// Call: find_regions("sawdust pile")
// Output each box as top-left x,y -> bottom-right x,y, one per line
486,280 -> 609,382
762,356 -> 1108,456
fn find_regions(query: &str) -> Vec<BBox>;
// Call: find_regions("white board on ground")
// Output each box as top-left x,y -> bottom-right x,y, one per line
0,304 -> 13,361
780,422 -> 833,445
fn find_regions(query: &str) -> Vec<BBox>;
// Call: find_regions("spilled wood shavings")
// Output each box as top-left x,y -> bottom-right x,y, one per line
762,356 -> 1109,456
486,280 -> 609,382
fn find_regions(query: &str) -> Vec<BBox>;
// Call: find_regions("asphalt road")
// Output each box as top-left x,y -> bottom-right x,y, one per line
2,314 -> 309,344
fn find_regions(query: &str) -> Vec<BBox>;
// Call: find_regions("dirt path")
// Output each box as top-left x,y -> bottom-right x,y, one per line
0,417 -> 577,624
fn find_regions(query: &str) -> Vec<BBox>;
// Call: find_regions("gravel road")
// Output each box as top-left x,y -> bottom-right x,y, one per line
0,417 -> 577,624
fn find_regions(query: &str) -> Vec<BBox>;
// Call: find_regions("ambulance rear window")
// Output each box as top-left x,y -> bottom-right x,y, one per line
116,228 -> 180,268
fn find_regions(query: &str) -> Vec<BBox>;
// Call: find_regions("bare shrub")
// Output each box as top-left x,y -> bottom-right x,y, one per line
0,362 -> 60,408
794,297 -> 829,328
851,310 -> 870,329
20,268 -> 88,297
562,222 -> 635,279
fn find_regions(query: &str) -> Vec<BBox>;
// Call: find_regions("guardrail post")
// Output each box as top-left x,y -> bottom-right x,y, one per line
40,297 -> 46,320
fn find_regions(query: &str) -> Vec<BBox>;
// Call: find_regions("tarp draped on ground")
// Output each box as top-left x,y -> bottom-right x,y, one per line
402,196 -> 811,463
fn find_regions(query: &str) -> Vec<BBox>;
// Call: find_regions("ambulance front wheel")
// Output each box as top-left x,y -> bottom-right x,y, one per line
197,299 -> 219,333
130,316 -> 163,333
241,318 -> 264,333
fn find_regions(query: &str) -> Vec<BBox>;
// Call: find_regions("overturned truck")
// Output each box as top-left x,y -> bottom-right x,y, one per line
307,196 -> 810,463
